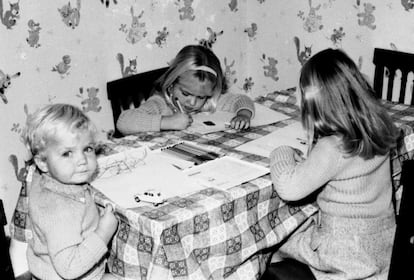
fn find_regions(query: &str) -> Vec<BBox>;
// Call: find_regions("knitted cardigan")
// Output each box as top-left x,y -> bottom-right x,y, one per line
116,92 -> 255,135
269,136 -> 394,218
27,173 -> 108,280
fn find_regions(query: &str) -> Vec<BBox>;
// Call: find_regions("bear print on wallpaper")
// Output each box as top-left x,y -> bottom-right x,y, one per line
357,2 -> 376,30
79,87 -> 102,113
58,0 -> 81,29
0,70 -> 21,104
261,54 -> 279,82
0,0 -> 20,29
26,19 -> 41,48
228,0 -> 238,12
52,55 -> 71,78
244,23 -> 258,41
179,0 -> 195,21
401,0 -> 414,11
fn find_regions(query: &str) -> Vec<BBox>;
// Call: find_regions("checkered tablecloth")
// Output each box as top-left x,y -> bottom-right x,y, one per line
10,96 -> 414,280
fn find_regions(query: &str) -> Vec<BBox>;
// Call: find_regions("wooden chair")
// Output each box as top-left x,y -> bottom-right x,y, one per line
373,48 -> 414,105
0,199 -> 15,280
388,159 -> 414,280
106,67 -> 169,137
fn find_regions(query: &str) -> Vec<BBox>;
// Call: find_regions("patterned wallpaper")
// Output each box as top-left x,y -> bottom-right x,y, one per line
1,0 -> 414,224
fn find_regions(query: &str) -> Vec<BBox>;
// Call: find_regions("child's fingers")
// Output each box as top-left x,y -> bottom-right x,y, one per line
105,203 -> 113,213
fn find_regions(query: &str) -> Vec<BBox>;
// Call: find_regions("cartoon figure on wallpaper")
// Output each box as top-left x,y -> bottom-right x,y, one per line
401,0 -> 414,11
267,48 -> 399,280
100,0 -> 117,8
228,0 -> 238,12
26,19 -> 41,48
179,0 -> 195,21
58,0 -> 81,29
303,0 -> 323,33
244,23 -> 258,41
125,7 -> 147,44
242,77 -> 254,93
330,27 -> 345,47
52,55 -> 71,77
9,154 -> 30,185
116,53 -> 137,77
357,2 -> 376,30
262,54 -> 279,82
0,0 -> 20,29
224,57 -> 237,88
22,103 -> 118,280
0,70 -> 21,104
116,45 -> 255,135
80,87 -> 102,113
293,36 -> 312,66
155,27 -> 169,48
198,27 -> 224,49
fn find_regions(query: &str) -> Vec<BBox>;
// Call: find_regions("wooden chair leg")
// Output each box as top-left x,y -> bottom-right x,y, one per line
261,259 -> 316,280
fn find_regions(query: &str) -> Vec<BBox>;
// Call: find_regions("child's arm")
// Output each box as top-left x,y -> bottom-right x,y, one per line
94,204 -> 118,244
216,93 -> 255,130
35,198 -> 110,279
269,136 -> 345,201
116,95 -> 170,134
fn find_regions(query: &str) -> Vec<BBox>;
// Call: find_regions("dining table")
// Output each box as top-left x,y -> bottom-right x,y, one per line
10,92 -> 414,280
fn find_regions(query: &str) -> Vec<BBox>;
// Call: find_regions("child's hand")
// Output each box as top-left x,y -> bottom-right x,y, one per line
95,204 -> 118,244
161,113 -> 193,130
229,109 -> 252,130
230,114 -> 251,130
293,148 -> 305,163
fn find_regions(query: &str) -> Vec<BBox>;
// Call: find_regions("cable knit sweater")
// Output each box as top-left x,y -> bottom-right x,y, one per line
116,92 -> 255,135
27,173 -> 108,280
269,135 -> 394,218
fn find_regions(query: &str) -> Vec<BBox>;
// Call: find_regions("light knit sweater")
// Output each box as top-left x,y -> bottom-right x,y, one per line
27,173 -> 108,280
269,135 -> 394,218
116,92 -> 255,135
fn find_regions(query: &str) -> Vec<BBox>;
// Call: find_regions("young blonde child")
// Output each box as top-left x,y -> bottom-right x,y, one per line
116,45 -> 255,134
268,49 -> 399,279
22,104 -> 118,280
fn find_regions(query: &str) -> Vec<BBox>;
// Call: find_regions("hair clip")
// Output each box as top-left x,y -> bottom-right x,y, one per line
192,65 -> 217,77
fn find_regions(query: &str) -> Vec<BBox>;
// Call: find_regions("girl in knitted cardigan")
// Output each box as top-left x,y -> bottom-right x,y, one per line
269,49 -> 399,280
23,104 -> 118,280
116,45 -> 255,134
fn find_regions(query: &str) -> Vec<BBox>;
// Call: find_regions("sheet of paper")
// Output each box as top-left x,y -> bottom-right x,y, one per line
183,156 -> 269,190
187,103 -> 291,134
92,147 -> 203,208
235,122 -> 308,158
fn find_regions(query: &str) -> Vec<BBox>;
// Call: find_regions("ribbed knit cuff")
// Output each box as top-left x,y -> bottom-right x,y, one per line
83,232 -> 108,260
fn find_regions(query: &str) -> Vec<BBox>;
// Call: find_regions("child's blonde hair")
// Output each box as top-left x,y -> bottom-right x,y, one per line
154,45 -> 225,112
299,48 -> 399,159
23,103 -> 97,158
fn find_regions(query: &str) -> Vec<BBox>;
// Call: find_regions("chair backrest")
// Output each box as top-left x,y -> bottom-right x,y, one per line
373,48 -> 414,105
106,67 -> 169,138
0,199 -> 15,280
388,159 -> 414,280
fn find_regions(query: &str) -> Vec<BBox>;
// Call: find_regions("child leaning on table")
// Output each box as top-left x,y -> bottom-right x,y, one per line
268,49 -> 399,280
22,103 -> 118,280
116,44 -> 255,135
